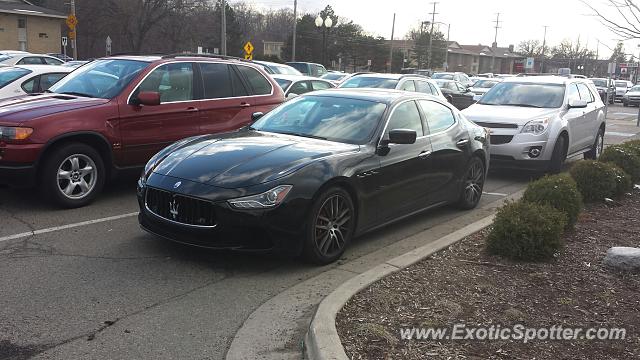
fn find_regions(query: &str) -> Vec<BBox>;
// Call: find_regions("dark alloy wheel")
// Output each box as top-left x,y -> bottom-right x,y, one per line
457,157 -> 485,210
584,128 -> 604,160
303,187 -> 355,264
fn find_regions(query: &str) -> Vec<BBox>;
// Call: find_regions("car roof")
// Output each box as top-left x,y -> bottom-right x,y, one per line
502,76 -> 575,85
346,73 -> 430,80
307,88 -> 436,104
14,64 -> 73,72
271,74 -> 322,81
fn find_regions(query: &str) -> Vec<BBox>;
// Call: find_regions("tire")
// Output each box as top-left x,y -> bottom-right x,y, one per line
456,157 -> 485,210
40,143 -> 106,208
623,101 -> 629,107
584,127 -> 604,160
548,135 -> 567,173
302,187 -> 355,265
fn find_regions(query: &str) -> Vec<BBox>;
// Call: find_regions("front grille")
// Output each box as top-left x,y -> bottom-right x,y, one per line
490,135 -> 514,145
473,121 -> 518,129
145,187 -> 217,227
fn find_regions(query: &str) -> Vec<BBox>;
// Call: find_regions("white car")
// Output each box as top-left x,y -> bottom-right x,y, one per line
338,73 -> 447,101
0,53 -> 65,67
271,74 -> 335,99
615,80 -> 633,102
0,65 -> 72,99
462,76 -> 606,172
469,78 -> 503,102
253,61 -> 302,76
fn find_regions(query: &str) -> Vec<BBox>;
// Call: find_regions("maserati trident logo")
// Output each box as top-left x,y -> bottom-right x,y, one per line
169,197 -> 179,220
173,181 -> 182,189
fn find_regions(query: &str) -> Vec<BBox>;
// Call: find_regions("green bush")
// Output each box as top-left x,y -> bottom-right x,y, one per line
522,174 -> 583,228
610,165 -> 633,196
621,140 -> 640,158
598,145 -> 640,182
487,201 -> 567,261
570,160 -> 619,202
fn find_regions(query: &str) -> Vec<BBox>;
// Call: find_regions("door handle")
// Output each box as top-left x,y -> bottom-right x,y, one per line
456,138 -> 470,148
239,102 -> 251,108
418,150 -> 432,159
186,107 -> 199,113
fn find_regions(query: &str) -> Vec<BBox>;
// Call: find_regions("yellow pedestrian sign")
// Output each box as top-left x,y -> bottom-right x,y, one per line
243,41 -> 254,55
244,54 -> 253,60
66,14 -> 78,30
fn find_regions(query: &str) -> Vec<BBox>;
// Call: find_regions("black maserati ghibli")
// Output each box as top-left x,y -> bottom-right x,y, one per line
137,89 -> 490,264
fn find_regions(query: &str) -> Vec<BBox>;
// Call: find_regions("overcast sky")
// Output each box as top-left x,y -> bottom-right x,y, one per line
234,0 -> 640,59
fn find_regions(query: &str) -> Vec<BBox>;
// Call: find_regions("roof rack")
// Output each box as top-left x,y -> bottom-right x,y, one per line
161,53 -> 248,61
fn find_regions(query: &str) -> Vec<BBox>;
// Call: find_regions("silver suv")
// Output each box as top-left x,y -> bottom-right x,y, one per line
462,76 -> 606,172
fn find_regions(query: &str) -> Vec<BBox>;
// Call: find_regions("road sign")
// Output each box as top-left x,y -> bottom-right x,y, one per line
367,59 -> 372,66
243,41 -> 254,55
608,62 -> 617,75
525,57 -> 535,69
61,36 -> 68,47
106,36 -> 112,55
244,54 -> 253,60
68,30 -> 76,40
66,14 -> 78,30
621,67 -> 628,75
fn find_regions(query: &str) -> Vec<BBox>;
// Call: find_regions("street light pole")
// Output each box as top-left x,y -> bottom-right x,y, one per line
315,15 -> 333,68
427,2 -> 438,69
221,0 -> 227,55
70,0 -> 77,60
388,13 -> 396,73
541,25 -> 548,73
292,0 -> 297,61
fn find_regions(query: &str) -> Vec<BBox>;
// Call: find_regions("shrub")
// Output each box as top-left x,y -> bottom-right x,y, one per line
522,174 -> 583,228
487,201 -> 567,261
598,145 -> 640,182
621,140 -> 640,158
610,165 -> 633,196
570,160 -> 619,202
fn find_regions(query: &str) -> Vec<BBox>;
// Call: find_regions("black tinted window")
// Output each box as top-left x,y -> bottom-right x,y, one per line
387,101 -> 424,136
419,100 -> 455,133
199,63 -> 233,99
40,73 -> 66,90
44,57 -> 63,65
289,81 -> 311,95
21,76 -> 37,93
237,65 -> 272,95
18,57 -> 44,65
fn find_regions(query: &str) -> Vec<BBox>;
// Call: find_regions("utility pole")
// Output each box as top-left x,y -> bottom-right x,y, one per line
444,24 -> 450,71
292,0 -> 297,61
491,13 -> 501,73
540,25 -> 548,73
388,13 -> 396,73
221,0 -> 227,55
70,0 -> 77,60
427,2 -> 438,69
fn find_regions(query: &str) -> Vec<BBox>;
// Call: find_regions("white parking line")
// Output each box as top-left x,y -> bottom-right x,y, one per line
482,192 -> 508,197
0,212 -> 139,243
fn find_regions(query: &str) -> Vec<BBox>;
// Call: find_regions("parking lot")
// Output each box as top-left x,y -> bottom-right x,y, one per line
0,104 -> 638,359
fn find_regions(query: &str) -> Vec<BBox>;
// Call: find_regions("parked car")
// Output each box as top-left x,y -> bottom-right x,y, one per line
622,85 -> 640,106
434,79 -> 475,110
468,78 -> 503,102
338,73 -> 446,101
0,65 -> 72,99
137,89 -> 489,264
285,62 -> 328,77
0,50 -> 30,56
588,78 -> 615,104
272,74 -> 335,99
463,76 -> 606,172
0,54 -> 65,66
615,80 -> 634,102
431,72 -> 474,87
47,53 -> 74,62
252,60 -> 302,76
62,60 -> 89,68
0,55 -> 284,207
320,72 -> 348,85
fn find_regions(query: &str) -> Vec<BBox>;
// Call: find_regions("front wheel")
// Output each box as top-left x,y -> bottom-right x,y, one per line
40,143 -> 106,208
584,128 -> 604,160
456,157 -> 485,210
548,136 -> 567,173
302,187 -> 355,265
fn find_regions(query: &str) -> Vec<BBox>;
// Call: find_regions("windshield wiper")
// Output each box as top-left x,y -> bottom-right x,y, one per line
275,131 -> 328,140
58,91 -> 95,98
504,103 -> 543,108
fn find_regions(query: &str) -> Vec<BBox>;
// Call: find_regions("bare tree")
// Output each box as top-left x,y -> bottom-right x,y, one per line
582,0 -> 640,40
517,40 -> 542,57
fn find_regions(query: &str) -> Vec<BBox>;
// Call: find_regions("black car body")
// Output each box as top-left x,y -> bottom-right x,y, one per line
434,79 -> 476,110
589,78 -> 615,104
137,89 -> 490,264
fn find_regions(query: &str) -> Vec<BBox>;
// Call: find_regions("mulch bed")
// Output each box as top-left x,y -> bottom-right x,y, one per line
336,191 -> 640,359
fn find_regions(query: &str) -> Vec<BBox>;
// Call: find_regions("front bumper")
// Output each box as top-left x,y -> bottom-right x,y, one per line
483,127 -> 555,172
0,162 -> 36,187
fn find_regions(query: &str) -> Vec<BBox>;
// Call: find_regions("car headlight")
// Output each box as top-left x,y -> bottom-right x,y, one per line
0,126 -> 33,142
228,185 -> 293,209
521,118 -> 550,135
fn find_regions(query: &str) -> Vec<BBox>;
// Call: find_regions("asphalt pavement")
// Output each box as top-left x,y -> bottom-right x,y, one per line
1,104 -> 639,360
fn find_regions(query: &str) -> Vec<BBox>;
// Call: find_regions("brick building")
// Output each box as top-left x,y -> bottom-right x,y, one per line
0,0 -> 65,53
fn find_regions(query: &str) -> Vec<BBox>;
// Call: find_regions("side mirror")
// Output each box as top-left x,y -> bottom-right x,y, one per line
251,112 -> 264,122
136,91 -> 161,106
568,99 -> 588,109
286,92 -> 299,100
388,129 -> 417,145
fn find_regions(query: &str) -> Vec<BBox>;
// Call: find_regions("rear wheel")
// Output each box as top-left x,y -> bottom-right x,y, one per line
456,157 -> 485,210
584,128 -> 604,160
40,143 -> 105,208
302,187 -> 355,265
548,135 -> 567,173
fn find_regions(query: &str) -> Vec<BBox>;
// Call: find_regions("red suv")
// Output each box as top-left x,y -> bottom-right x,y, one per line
0,55 -> 284,207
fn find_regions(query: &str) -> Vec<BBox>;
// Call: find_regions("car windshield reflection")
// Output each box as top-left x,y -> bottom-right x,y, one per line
478,82 -> 565,108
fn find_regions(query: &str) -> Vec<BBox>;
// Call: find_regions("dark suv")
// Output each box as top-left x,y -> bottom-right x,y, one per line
0,55 -> 284,207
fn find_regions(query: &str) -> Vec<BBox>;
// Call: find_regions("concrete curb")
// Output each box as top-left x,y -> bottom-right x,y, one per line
304,212 -> 499,360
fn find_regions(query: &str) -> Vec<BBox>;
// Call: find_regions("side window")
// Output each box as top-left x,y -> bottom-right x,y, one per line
387,101 -> 424,136
21,76 -> 39,93
313,65 -> 327,77
237,65 -> 272,95
137,62 -> 194,103
456,82 -> 466,92
39,73 -> 66,91
400,80 -> 416,92
577,83 -> 594,103
199,63 -> 233,99
415,81 -> 432,94
428,83 -> 439,95
44,57 -> 63,65
567,83 -> 580,102
419,100 -> 456,133
311,80 -> 332,91
18,57 -> 44,65
289,81 -> 311,95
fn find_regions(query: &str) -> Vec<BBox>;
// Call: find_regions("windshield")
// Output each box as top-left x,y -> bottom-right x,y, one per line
478,82 -> 565,108
251,95 -> 387,144
48,59 -> 148,99
432,73 -> 454,80
616,81 -> 628,87
0,67 -> 31,88
0,55 -> 11,62
590,79 -> 607,87
339,76 -> 398,89
287,63 -> 307,73
473,80 -> 500,89
272,64 -> 301,76
274,78 -> 292,90
630,86 -> 640,92
322,73 -> 346,81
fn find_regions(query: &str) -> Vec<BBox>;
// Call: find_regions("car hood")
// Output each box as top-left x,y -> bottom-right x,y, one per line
153,131 -> 359,189
0,94 -> 108,124
469,87 -> 490,94
462,104 -> 559,126
626,91 -> 640,96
